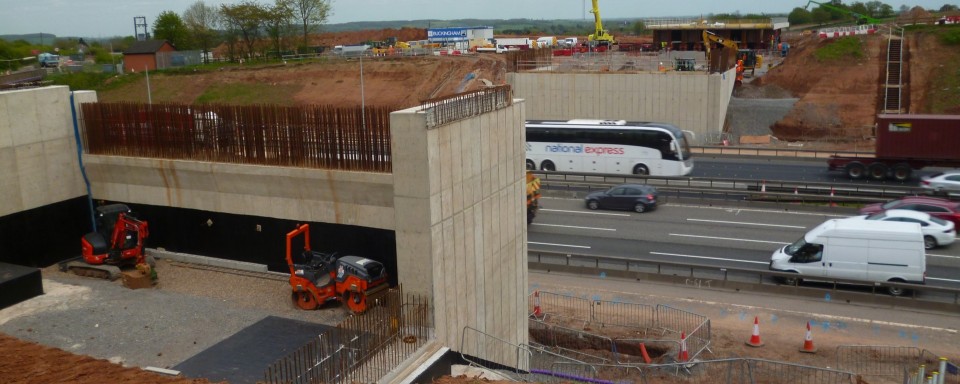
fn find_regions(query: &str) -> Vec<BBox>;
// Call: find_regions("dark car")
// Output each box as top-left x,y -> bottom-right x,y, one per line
859,196 -> 960,227
585,184 -> 658,213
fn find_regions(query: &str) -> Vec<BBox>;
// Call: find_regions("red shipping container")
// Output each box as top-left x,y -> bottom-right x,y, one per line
876,114 -> 960,161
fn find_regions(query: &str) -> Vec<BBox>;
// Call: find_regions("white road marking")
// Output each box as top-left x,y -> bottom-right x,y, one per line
532,223 -> 616,231
650,251 -> 769,265
927,253 -> 960,260
686,218 -> 806,229
528,241 -> 591,249
925,277 -> 960,283
539,208 -> 630,217
668,203 -> 852,218
670,233 -> 792,245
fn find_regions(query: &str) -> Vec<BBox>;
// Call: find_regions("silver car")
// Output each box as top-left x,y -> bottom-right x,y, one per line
848,209 -> 956,249
921,171 -> 960,196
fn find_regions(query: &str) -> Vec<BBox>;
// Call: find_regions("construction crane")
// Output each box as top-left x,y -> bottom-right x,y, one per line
804,0 -> 881,25
587,0 -> 615,47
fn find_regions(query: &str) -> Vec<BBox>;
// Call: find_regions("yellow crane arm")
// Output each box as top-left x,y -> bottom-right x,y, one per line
592,0 -> 605,37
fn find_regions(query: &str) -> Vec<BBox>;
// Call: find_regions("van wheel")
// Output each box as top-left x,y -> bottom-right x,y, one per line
923,235 -> 937,250
887,279 -> 906,296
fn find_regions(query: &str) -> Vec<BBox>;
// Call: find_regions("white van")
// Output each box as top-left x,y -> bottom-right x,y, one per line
770,219 -> 925,295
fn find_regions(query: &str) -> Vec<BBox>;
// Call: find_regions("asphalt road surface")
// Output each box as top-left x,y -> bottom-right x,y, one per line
528,197 -> 960,290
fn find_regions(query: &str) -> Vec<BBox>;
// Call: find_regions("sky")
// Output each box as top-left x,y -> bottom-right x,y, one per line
0,0 -> 953,38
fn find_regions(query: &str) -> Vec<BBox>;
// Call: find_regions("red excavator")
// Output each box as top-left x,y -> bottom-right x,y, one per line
285,224 -> 389,314
64,204 -> 151,280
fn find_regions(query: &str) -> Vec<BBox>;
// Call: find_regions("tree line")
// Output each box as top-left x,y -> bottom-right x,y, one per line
788,1 -> 959,25
154,0 -> 332,61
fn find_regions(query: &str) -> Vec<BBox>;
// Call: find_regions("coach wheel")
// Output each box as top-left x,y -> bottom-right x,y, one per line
540,161 -> 556,172
868,163 -> 888,181
632,164 -> 650,176
844,162 -> 865,180
525,159 -> 536,170
892,163 -> 912,182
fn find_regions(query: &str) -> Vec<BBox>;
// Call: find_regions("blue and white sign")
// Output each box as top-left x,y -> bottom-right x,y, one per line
427,27 -> 468,43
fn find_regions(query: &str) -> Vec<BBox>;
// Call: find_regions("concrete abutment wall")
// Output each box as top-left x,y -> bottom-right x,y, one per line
508,68 -> 737,142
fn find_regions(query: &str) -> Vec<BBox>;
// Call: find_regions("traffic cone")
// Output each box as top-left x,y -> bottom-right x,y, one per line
678,332 -> 690,362
800,321 -> 817,353
639,343 -> 652,364
829,187 -> 837,207
532,291 -> 543,319
761,180 -> 766,193
746,316 -> 764,347
794,186 -> 799,195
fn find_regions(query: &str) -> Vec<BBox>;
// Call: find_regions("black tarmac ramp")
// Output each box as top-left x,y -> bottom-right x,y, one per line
174,315 -> 332,383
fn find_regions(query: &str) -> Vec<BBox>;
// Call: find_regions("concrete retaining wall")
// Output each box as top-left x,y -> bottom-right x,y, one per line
82,155 -> 396,230
507,68 -> 737,142
0,86 -> 91,217
392,101 -> 528,368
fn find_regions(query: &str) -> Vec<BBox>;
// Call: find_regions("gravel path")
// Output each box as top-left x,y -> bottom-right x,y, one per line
0,257 -> 349,371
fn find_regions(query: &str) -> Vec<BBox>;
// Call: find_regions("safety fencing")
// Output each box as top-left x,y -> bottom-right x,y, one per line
463,327 -> 858,384
529,291 -> 711,364
262,288 -> 431,384
420,85 -> 512,129
80,102 -> 395,173
835,345 -> 960,384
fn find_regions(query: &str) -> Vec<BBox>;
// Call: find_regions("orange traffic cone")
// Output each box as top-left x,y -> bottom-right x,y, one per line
761,180 -> 767,193
639,343 -> 652,364
532,291 -> 543,319
794,187 -> 799,195
800,321 -> 817,353
746,316 -> 764,347
678,332 -> 690,362
829,187 -> 837,207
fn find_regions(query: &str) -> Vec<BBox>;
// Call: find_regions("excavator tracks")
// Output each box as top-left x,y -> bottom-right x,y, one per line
60,260 -> 122,281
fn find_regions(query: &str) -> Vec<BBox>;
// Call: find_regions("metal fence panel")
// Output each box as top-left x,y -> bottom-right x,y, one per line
836,345 -> 921,379
421,85 -> 512,128
263,289 -> 430,384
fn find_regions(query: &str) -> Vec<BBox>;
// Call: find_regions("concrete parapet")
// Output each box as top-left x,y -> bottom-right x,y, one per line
82,155 -> 396,230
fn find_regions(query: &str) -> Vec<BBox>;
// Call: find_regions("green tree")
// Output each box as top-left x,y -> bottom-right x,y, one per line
899,4 -> 911,14
220,1 -> 269,59
631,20 -> 647,35
812,7 -> 832,24
865,1 -> 885,16
788,7 -> 813,24
154,10 -> 192,49
289,0 -> 332,51
940,4 -> 959,11
265,0 -> 295,58
0,39 -> 35,71
850,2 -> 870,16
183,0 -> 221,63
878,3 -> 895,17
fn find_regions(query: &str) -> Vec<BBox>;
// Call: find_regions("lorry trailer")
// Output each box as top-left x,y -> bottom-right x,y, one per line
828,114 -> 960,181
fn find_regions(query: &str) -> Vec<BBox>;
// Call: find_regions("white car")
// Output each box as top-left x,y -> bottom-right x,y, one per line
921,171 -> 960,196
847,209 -> 955,249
